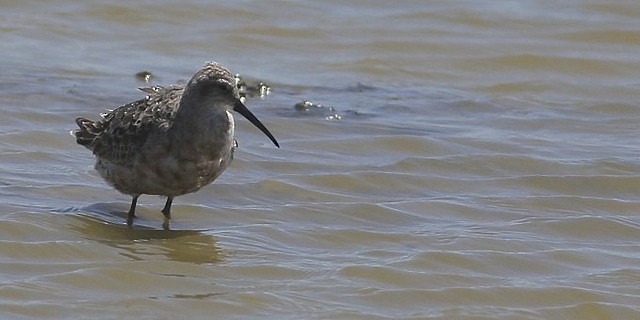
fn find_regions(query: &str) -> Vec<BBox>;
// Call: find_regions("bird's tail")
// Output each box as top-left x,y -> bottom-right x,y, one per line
72,117 -> 100,147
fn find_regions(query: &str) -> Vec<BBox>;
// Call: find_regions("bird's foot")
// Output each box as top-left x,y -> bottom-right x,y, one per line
162,218 -> 171,230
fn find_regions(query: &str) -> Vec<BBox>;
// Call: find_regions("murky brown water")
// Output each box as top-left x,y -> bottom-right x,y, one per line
2,1 -> 640,319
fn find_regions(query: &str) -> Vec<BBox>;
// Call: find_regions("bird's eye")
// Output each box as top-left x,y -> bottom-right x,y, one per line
214,82 -> 231,92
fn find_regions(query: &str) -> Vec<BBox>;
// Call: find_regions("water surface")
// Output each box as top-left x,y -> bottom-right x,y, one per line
2,1 -> 640,319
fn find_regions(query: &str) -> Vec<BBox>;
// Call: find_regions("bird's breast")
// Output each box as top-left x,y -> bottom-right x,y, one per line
171,109 -> 235,185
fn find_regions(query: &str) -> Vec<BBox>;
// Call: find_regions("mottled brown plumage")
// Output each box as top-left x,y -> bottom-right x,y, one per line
73,62 -> 279,227
76,85 -> 183,165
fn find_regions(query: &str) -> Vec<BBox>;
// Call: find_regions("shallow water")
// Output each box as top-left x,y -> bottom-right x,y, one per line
2,1 -> 640,319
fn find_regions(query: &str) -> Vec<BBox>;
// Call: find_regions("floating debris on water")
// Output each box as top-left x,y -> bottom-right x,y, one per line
135,71 -> 154,83
235,73 -> 271,101
294,100 -> 327,112
294,100 -> 343,120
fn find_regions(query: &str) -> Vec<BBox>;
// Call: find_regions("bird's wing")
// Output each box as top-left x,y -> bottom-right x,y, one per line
74,85 -> 185,166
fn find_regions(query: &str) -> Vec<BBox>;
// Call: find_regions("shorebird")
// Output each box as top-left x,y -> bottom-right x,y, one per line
73,62 -> 279,227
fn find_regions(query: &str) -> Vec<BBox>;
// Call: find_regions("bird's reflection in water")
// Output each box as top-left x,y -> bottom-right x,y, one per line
68,203 -> 223,264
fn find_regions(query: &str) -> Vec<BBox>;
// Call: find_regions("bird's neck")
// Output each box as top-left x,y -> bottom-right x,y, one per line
169,98 -> 233,152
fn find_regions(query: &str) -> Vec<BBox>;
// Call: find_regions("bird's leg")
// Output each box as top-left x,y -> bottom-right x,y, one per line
161,196 -> 173,230
161,196 -> 173,220
127,195 -> 139,226
162,218 -> 171,231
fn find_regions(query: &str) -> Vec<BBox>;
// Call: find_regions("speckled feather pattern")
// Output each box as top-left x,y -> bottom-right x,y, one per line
75,85 -> 184,166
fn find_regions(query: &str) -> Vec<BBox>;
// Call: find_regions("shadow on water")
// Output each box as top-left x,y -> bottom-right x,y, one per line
63,203 -> 223,264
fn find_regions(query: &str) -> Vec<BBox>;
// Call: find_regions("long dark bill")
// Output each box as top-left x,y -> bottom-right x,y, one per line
233,100 -> 280,148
